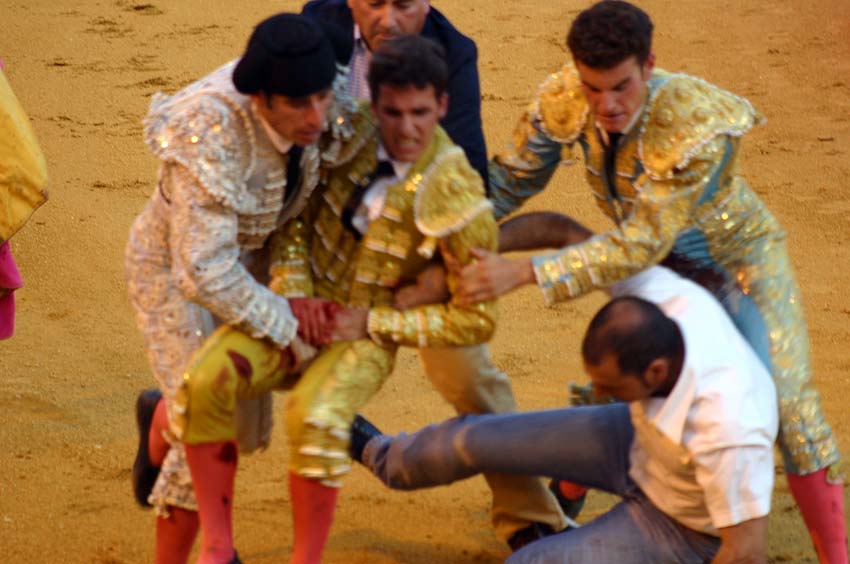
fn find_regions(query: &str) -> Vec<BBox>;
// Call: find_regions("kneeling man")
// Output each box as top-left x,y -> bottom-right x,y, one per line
355,266 -> 778,563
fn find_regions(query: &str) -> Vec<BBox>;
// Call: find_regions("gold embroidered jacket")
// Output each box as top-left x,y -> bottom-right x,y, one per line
489,61 -> 773,305
269,119 -> 498,349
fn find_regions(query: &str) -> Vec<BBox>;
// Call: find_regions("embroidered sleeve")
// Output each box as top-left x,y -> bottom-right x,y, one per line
488,64 -> 587,220
532,136 -> 730,304
166,163 -> 297,348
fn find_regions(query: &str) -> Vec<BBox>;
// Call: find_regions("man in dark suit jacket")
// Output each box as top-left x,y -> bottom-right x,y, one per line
302,0 -> 488,188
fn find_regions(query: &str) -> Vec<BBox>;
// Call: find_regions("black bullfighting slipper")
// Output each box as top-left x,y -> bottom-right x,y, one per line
349,413 -> 382,464
507,522 -> 557,552
548,478 -> 588,520
133,388 -> 163,508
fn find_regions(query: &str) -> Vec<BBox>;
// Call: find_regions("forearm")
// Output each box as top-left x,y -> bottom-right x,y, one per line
488,114 -> 564,221
712,516 -> 768,564
367,300 -> 496,348
498,212 -> 593,253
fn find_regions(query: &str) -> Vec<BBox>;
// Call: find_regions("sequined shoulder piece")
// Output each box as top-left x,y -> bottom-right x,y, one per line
143,76 -> 257,212
321,95 -> 377,168
640,74 -> 764,179
532,61 -> 589,143
414,146 -> 493,238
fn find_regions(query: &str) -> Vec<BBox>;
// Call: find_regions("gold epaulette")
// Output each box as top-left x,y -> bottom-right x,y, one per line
533,61 -> 589,143
640,74 -> 764,179
414,146 -> 492,240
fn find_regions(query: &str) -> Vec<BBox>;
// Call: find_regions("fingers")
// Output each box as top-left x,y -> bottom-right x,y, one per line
469,247 -> 492,261
442,251 -> 462,275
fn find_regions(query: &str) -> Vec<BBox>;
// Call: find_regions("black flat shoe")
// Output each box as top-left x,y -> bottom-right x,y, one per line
349,414 -> 382,464
548,479 -> 587,520
132,389 -> 162,508
507,522 -> 557,552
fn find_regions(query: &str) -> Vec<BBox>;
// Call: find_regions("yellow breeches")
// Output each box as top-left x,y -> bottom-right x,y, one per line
285,340 -> 395,485
178,326 -> 294,445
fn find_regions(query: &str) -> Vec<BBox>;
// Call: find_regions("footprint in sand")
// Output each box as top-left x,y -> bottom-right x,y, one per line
116,0 -> 164,16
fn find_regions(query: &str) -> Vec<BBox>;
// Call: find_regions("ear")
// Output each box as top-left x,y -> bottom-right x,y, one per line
642,53 -> 656,80
437,92 -> 449,119
643,357 -> 669,390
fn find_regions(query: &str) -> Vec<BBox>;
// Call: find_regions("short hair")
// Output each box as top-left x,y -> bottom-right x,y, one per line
581,296 -> 682,377
567,1 -> 654,69
367,35 -> 448,103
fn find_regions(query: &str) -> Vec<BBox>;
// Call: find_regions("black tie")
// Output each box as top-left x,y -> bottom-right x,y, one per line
341,160 -> 395,239
285,145 -> 304,193
602,132 -> 624,225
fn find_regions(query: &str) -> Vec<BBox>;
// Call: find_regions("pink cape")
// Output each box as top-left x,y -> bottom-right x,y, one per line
0,241 -> 22,339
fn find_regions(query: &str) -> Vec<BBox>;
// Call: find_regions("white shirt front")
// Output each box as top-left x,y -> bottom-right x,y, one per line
351,145 -> 412,234
610,267 -> 778,535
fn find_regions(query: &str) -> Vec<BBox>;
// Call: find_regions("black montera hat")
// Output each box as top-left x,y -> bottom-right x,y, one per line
233,13 -> 336,98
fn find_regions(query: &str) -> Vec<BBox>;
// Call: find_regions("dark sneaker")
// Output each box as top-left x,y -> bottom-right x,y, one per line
349,414 -> 382,464
507,522 -> 556,552
568,382 -> 614,406
133,389 -> 163,508
549,479 -> 588,520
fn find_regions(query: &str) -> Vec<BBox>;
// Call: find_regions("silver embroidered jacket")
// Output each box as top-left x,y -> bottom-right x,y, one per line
123,60 -> 361,514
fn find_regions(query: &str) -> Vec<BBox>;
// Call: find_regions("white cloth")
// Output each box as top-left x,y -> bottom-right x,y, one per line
610,266 -> 778,535
351,145 -> 412,234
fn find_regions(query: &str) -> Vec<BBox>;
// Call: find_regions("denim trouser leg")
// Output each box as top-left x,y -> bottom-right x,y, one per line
362,404 -> 635,493
363,404 -> 719,563
509,495 -> 719,564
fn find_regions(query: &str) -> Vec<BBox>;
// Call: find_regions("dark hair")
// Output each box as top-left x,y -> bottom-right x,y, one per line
567,1 -> 654,69
367,35 -> 448,103
581,296 -> 682,377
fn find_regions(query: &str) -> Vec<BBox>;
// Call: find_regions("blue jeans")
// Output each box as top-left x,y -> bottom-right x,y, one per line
363,404 -> 720,563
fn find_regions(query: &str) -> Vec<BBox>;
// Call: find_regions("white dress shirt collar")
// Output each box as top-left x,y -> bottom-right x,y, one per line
252,100 -> 294,155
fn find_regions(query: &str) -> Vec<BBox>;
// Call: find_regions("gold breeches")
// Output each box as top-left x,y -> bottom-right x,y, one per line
178,326 -> 296,445
285,340 -> 395,486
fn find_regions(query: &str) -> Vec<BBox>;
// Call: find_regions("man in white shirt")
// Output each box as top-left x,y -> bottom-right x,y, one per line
352,265 -> 779,563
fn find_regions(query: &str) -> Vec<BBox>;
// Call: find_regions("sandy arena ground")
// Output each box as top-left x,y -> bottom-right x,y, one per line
2,0 -> 849,562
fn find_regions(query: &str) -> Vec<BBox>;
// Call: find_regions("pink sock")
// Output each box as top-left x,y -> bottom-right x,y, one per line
787,468 -> 849,564
289,472 -> 339,564
185,442 -> 238,564
156,507 -> 200,564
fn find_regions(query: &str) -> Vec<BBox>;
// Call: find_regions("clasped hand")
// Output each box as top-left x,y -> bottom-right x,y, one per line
287,297 -> 369,347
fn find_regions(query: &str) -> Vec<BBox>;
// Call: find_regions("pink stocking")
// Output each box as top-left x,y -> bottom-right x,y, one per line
184,442 -> 239,564
289,472 -> 339,564
787,468 -> 849,564
155,507 -> 200,564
